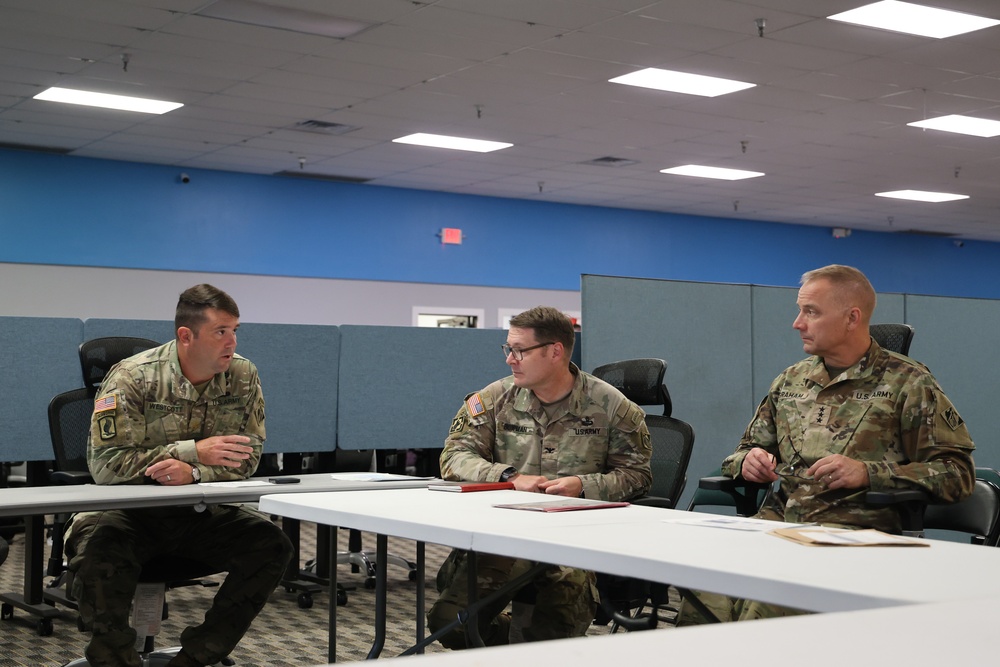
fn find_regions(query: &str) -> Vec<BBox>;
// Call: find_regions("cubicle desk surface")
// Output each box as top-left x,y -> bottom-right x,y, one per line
261,488 -> 1000,614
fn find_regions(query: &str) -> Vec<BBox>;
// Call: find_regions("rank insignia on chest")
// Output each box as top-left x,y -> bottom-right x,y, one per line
466,393 -> 486,417
810,405 -> 830,426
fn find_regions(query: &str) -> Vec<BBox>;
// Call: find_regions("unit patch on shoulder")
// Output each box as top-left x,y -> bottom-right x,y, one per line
466,393 -> 486,417
942,406 -> 965,431
94,394 -> 117,413
98,414 -> 117,440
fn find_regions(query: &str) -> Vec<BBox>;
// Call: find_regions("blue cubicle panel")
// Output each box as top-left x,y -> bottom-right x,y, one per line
83,318 -> 176,345
0,317 -> 83,461
581,275 -> 755,501
904,294 -> 1000,470
236,323 -> 338,454
85,319 -> 338,454
749,286 -> 906,401
582,275 -> 915,508
337,326 -> 509,451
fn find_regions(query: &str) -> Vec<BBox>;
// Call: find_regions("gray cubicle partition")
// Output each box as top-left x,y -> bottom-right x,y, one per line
237,323 -> 339,454
904,295 -> 999,458
84,319 -> 338,454
581,275 -> 970,508
0,317 -> 83,462
337,325 -> 509,451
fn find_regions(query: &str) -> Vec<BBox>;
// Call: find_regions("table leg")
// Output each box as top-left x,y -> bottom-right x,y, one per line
366,534 -> 389,659
328,526 -> 338,663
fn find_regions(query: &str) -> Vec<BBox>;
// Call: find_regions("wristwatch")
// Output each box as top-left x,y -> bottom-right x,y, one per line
499,466 -> 518,482
190,465 -> 201,483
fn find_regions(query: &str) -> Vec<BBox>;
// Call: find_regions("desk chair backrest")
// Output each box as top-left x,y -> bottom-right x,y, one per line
591,359 -> 693,509
869,323 -> 914,356
924,479 -> 1000,546
48,388 -> 96,482
79,336 -> 160,396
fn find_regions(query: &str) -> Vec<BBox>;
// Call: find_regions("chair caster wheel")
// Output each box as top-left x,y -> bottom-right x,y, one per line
364,577 -> 376,589
337,589 -> 348,606
297,592 -> 313,609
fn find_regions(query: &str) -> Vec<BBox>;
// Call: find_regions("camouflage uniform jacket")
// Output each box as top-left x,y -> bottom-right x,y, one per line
722,340 -> 975,532
85,340 -> 265,486
440,364 -> 652,501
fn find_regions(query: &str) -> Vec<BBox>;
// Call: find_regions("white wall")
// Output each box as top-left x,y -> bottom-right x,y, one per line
0,263 -> 580,327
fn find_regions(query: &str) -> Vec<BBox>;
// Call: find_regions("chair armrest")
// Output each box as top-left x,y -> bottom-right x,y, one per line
51,470 -> 94,485
698,476 -> 770,517
864,488 -> 930,537
632,496 -> 675,510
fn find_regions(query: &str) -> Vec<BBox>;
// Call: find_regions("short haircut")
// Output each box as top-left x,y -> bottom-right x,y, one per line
175,284 -> 240,334
509,306 -> 575,358
801,265 -> 876,320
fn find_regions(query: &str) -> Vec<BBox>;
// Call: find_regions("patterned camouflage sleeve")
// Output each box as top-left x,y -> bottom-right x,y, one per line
578,400 -> 652,501
721,394 -> 777,479
88,367 -> 172,485
867,379 -> 974,502
199,362 -> 265,483
87,362 -> 266,485
439,391 -> 503,482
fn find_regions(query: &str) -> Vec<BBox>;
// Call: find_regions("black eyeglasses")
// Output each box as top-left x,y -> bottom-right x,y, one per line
773,437 -> 813,481
501,341 -> 554,361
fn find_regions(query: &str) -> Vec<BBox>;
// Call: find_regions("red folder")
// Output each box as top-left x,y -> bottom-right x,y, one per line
428,481 -> 515,493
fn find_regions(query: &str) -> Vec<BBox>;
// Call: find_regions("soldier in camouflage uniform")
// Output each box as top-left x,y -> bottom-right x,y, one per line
679,265 -> 975,624
427,306 -> 651,648
65,285 -> 293,667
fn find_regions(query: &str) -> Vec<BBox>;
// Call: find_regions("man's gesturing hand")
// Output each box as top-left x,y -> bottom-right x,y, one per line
196,435 -> 253,467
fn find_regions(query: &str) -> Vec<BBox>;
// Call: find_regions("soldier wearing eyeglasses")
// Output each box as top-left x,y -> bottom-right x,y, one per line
680,264 -> 975,625
427,306 -> 652,648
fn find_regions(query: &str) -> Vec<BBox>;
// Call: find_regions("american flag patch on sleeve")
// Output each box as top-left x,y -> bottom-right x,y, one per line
465,393 -> 485,417
94,395 -> 117,413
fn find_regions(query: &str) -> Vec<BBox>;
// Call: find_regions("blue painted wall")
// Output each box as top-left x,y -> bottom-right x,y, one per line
2,147 -> 996,297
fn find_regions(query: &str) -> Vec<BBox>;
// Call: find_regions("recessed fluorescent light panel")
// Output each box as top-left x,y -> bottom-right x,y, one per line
610,68 -> 755,97
828,1 -> 1000,38
908,114 -> 1000,137
34,87 -> 183,114
875,189 -> 969,202
660,165 -> 765,180
393,133 -> 512,153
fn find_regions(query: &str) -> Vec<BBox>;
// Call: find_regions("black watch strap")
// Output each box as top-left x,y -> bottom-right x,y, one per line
499,467 -> 518,482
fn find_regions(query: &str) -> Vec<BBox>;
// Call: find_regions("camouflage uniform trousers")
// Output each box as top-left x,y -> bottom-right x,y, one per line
676,589 -> 810,625
66,504 -> 294,667
426,549 -> 597,649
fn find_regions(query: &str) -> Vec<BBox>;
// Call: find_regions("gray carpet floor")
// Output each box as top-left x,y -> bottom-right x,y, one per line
0,519 -> 650,666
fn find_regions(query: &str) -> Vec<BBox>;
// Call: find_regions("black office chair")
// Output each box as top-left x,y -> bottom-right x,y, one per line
79,337 -> 160,396
589,358 -> 695,631
867,478 -> 1000,545
299,449 -> 417,595
869,323 -> 914,356
687,467 -> 769,516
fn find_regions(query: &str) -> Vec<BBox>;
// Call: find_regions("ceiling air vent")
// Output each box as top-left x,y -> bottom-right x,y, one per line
581,156 -> 638,167
895,229 -> 957,237
274,171 -> 372,184
0,141 -> 72,155
292,120 -> 358,135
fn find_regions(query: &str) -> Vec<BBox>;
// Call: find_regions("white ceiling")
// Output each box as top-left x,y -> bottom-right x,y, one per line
3,0 -> 1000,240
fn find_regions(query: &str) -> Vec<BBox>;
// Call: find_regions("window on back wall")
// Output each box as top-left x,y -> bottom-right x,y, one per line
412,307 -> 484,328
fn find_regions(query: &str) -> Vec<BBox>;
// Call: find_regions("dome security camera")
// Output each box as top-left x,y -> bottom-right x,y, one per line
180,173 -> 190,184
